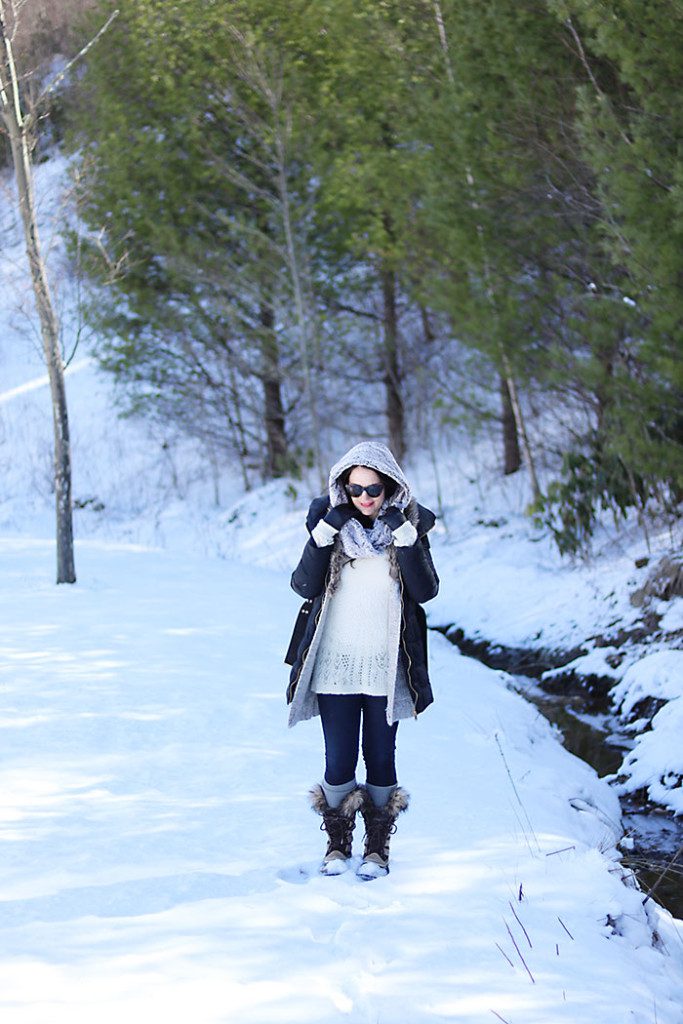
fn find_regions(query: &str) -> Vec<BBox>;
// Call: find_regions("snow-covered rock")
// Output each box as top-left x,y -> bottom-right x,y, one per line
611,652 -> 683,814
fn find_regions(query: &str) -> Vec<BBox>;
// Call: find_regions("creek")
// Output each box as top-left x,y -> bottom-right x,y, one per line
435,627 -> 683,920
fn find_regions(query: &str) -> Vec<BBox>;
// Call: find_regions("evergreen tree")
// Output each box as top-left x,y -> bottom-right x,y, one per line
549,0 -> 683,495
67,0 -> 681,545
281,0 -> 444,462
409,0 -> 682,532
71,0 -> 321,480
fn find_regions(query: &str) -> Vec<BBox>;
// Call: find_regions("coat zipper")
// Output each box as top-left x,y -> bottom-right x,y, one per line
287,521 -> 336,703
398,572 -> 419,716
287,582 -> 328,703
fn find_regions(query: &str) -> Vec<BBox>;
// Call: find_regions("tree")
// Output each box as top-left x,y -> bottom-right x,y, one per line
0,0 -> 116,582
71,0 -> 332,482
300,0 -> 441,463
551,1 -> 683,494
66,0 -> 681,542
0,0 -> 81,582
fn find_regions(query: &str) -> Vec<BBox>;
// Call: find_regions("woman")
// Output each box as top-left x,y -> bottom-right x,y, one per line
286,441 -> 439,879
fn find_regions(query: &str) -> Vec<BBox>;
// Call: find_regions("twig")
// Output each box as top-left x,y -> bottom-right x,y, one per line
36,11 -> 120,109
490,1012 -> 512,1024
494,733 -> 524,809
641,842 -> 683,907
558,916 -> 574,940
546,845 -> 576,857
505,920 -> 535,984
495,942 -> 515,969
508,901 -> 532,948
564,18 -> 605,106
494,733 -> 541,854
330,300 -> 382,322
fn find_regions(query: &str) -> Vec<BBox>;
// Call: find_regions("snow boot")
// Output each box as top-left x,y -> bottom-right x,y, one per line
309,783 -> 364,875
357,786 -> 409,880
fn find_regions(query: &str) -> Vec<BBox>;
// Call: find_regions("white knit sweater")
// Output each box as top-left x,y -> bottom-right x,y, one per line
310,553 -> 400,696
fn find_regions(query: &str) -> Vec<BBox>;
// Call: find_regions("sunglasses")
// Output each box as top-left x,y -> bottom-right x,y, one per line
345,483 -> 385,498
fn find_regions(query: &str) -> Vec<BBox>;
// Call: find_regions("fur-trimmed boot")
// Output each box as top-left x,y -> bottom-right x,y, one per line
357,786 -> 410,880
309,784 -> 364,875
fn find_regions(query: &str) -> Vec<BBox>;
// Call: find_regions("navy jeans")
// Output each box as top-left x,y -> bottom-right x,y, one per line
317,694 -> 398,787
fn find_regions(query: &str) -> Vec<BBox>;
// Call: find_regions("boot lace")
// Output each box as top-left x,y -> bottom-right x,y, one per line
321,809 -> 354,857
363,810 -> 397,859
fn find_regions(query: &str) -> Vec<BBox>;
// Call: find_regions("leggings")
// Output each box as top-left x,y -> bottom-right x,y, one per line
317,693 -> 398,787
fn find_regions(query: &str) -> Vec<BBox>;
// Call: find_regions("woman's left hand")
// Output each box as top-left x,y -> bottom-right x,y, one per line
380,507 -> 418,548
379,507 -> 406,531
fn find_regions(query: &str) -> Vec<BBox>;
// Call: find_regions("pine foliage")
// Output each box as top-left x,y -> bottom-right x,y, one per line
63,0 -> 682,546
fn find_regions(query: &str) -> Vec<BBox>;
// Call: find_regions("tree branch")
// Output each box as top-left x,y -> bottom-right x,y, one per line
35,9 -> 120,110
331,300 -> 382,322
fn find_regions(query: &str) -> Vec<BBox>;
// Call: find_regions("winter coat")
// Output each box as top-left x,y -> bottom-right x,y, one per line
285,494 -> 439,724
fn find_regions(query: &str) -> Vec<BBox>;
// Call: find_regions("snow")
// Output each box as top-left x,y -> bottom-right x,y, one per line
1,539 -> 683,1023
612,652 -> 683,718
542,646 -> 627,685
659,597 -> 683,634
610,653 -> 683,814
1,150 -> 683,1021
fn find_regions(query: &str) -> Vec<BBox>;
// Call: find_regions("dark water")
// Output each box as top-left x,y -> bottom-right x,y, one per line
510,677 -> 683,921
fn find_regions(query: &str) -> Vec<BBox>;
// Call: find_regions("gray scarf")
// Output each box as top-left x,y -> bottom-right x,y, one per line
339,516 -> 393,559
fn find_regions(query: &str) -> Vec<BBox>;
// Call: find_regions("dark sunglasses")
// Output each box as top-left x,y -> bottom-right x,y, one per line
345,483 -> 385,498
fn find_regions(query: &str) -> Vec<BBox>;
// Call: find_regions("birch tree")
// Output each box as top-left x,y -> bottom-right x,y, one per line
0,0 -> 115,583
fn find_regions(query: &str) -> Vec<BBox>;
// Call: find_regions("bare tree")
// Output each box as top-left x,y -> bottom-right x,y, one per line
0,0 -> 116,582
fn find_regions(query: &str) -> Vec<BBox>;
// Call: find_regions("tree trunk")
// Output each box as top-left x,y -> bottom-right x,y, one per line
0,6 -> 75,582
500,352 -> 541,503
500,373 -> 521,475
271,101 -> 323,483
420,304 -> 435,346
259,302 -> 289,478
381,266 -> 405,462
594,334 -> 619,438
227,360 -> 252,491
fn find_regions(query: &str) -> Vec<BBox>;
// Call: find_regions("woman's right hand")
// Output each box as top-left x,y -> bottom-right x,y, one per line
323,504 -> 354,531
310,503 -> 354,548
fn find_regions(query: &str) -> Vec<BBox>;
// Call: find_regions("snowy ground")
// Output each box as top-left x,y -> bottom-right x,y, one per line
2,152 -> 683,1021
2,538 -> 683,1024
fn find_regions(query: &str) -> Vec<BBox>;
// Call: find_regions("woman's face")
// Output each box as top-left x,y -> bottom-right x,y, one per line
346,466 -> 385,520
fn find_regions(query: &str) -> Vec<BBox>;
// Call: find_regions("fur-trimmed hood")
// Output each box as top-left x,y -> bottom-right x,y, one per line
327,441 -> 411,511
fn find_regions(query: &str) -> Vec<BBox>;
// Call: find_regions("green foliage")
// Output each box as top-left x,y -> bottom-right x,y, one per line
534,414 -> 682,556
532,437 -> 637,555
68,0 -> 328,475
65,0 -> 682,541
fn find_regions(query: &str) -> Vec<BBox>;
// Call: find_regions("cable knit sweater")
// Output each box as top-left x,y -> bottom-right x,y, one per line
310,553 -> 397,696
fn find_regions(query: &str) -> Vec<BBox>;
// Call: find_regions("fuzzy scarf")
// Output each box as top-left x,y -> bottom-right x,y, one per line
339,516 -> 393,559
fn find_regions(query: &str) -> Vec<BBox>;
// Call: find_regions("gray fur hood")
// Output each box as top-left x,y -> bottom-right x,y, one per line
327,441 -> 411,510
